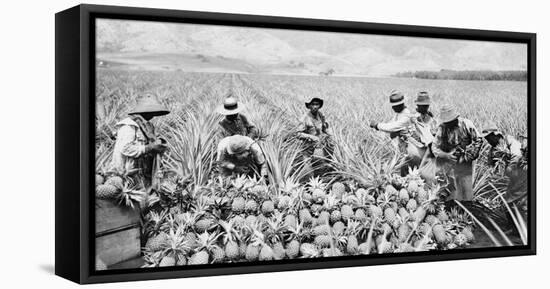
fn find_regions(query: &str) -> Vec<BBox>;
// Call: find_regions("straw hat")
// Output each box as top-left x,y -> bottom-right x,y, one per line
217,97 -> 243,115
226,135 -> 253,155
481,121 -> 503,138
389,90 -> 405,106
414,91 -> 431,105
305,97 -> 324,109
439,105 -> 459,123
128,94 -> 170,116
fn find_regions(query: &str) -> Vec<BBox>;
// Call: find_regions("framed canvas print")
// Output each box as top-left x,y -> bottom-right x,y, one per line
55,4 -> 536,284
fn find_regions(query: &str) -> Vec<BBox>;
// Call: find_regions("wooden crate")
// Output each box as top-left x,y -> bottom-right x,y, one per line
95,199 -> 142,267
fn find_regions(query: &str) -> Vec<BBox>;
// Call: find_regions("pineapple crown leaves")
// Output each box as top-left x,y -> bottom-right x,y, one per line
322,195 -> 341,210
117,181 -> 147,209
307,176 -> 327,191
142,209 -> 169,237
161,227 -> 192,257
175,211 -> 200,230
263,212 -> 288,245
218,219 -> 241,244
195,231 -> 223,253
231,174 -> 248,190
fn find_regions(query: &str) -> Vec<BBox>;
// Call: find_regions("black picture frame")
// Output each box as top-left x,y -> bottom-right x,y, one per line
55,4 -> 536,284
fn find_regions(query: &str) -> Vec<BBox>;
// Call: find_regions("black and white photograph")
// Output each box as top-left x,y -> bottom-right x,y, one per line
93,17 -> 530,271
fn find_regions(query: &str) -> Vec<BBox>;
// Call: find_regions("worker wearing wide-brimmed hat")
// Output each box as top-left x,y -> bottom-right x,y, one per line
217,95 -> 259,139
412,91 -> 438,146
110,94 -> 170,186
216,134 -> 267,179
296,97 -> 333,177
370,90 -> 415,152
432,105 -> 482,202
482,121 -> 526,204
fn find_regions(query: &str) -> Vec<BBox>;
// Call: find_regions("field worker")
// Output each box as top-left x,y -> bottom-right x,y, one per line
369,90 -> 416,175
411,91 -> 439,182
217,95 -> 259,139
110,94 -> 170,187
296,97 -> 333,176
482,122 -> 527,204
412,91 -> 438,145
216,135 -> 267,179
432,105 -> 483,202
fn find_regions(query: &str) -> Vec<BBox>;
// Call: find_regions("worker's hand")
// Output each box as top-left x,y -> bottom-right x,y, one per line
369,120 -> 378,130
441,152 -> 457,162
221,162 -> 235,170
309,135 -> 320,142
146,141 -> 168,154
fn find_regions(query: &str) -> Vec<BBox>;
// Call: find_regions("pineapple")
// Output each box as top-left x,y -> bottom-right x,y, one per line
432,224 -> 449,245
368,205 -> 383,219
95,184 -> 118,199
159,255 -> 176,267
245,199 -> 258,213
315,211 -> 330,226
245,215 -> 258,227
105,176 -> 123,189
239,242 -> 248,259
437,210 -> 449,222
385,184 -> 399,196
232,215 -> 246,228
210,246 -> 226,263
332,221 -> 346,235
245,244 -> 260,261
285,240 -> 300,258
231,197 -> 245,213
354,208 -> 367,222
95,174 -> 104,186
188,250 -> 209,265
462,226 -> 475,242
259,245 -> 275,261
397,223 -> 411,242
418,223 -> 433,238
146,232 -> 169,251
340,205 -> 354,221
261,200 -> 275,214
330,209 -> 341,223
308,177 -> 328,202
277,195 -> 292,210
398,207 -> 410,219
331,182 -> 346,198
425,215 -> 440,226
398,188 -> 410,204
176,254 -> 187,266
284,214 -> 298,230
346,235 -> 359,254
194,218 -> 215,233
406,199 -> 417,211
454,233 -> 468,247
299,208 -> 314,225
416,188 -> 428,204
355,188 -> 368,200
272,242 -> 286,260
407,180 -> 419,194
412,207 -> 427,223
396,243 -> 414,253
384,208 -> 397,225
312,224 -> 330,236
377,241 -> 393,254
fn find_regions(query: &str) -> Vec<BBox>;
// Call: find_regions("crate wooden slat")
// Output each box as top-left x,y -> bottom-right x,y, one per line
96,227 -> 141,266
95,199 -> 140,233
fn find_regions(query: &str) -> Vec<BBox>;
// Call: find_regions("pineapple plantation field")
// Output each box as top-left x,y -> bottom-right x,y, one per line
95,69 -> 528,269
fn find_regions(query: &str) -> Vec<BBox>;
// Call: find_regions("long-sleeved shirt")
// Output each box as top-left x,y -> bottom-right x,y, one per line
376,108 -> 414,134
432,117 -> 482,169
412,112 -> 438,146
110,117 -> 152,175
219,114 -> 258,139
216,136 -> 267,176
296,111 -> 329,139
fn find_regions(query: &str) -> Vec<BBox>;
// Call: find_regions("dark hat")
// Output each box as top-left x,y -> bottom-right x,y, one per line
481,121 -> 503,138
217,96 -> 243,115
305,97 -> 324,109
414,91 -> 431,105
128,94 -> 170,116
389,90 -> 405,106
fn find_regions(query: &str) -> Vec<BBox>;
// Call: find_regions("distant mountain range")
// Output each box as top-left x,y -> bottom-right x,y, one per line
96,19 -> 528,76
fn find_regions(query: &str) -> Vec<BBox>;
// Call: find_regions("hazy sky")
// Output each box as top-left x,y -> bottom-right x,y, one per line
97,19 -> 527,75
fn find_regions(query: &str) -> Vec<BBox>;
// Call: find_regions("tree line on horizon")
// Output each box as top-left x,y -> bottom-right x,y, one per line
393,69 -> 527,81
